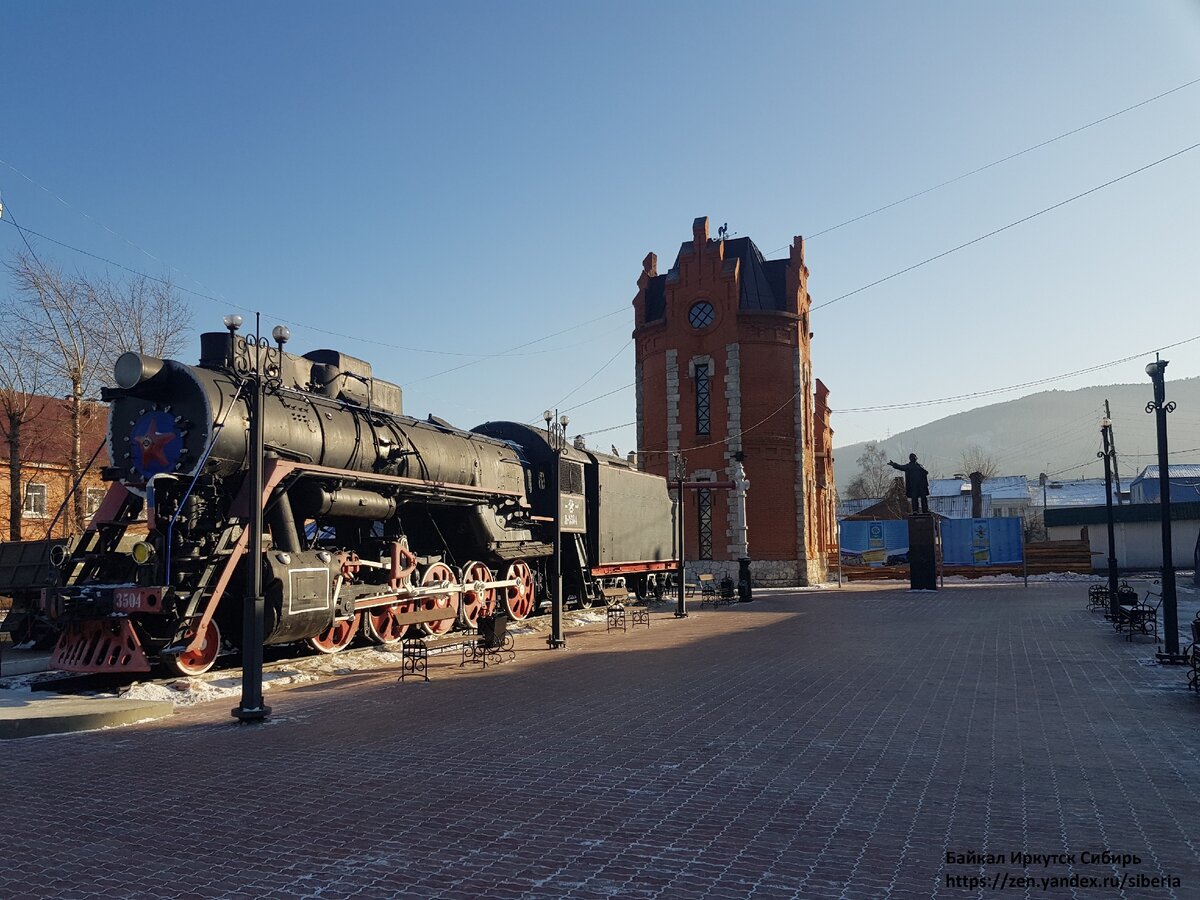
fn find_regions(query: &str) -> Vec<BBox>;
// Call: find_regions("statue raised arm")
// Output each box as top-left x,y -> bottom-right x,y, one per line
888,453 -> 930,514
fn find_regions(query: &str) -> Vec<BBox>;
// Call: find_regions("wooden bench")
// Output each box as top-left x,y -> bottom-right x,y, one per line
602,585 -> 650,631
699,574 -> 737,609
604,586 -> 629,632
1187,616 -> 1200,694
460,612 -> 515,669
1116,588 -> 1161,642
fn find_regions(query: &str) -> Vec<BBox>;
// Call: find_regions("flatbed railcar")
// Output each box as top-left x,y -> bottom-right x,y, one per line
19,328 -> 675,676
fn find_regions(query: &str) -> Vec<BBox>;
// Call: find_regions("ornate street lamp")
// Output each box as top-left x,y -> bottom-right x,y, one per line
1097,416 -> 1119,620
543,409 -> 569,650
1145,358 -> 1184,663
232,314 -> 289,722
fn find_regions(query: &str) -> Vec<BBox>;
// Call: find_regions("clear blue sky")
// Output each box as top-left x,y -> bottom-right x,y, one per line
2,1 -> 1198,458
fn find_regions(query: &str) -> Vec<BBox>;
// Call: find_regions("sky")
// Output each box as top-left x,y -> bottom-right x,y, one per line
2,2 -> 1199,459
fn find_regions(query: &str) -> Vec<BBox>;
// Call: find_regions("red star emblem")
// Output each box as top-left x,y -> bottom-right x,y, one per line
135,420 -> 177,470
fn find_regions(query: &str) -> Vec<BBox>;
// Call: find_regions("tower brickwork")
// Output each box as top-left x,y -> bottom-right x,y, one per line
633,216 -> 834,586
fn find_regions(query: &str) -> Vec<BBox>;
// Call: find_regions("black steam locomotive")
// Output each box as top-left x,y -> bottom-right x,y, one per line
40,328 -> 675,676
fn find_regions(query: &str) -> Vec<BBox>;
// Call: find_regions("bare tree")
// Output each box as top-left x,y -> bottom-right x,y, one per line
0,299 -> 49,540
845,441 -> 895,500
98,272 -> 191,359
958,444 -> 999,480
8,251 -> 193,532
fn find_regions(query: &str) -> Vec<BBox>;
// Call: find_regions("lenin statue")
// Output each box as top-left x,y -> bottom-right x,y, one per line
889,453 -> 930,515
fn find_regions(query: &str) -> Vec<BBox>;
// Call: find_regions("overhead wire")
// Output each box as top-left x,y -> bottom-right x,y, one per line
763,74 -> 1200,254
810,139 -> 1200,314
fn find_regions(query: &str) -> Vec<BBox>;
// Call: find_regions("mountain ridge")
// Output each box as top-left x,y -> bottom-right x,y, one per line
833,377 -> 1200,493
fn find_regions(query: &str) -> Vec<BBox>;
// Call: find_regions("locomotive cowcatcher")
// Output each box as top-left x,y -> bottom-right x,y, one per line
41,326 -> 675,676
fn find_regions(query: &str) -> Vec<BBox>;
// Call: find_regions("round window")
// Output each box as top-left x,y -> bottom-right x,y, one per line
688,301 -> 715,330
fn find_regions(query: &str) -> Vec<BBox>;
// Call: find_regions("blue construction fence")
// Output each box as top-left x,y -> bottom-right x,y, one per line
839,518 -> 1024,567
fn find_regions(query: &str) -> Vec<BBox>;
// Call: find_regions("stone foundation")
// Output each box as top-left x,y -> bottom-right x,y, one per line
683,557 -> 828,587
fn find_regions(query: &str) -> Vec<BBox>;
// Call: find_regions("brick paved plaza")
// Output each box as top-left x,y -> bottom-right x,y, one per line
4,581 -> 1200,899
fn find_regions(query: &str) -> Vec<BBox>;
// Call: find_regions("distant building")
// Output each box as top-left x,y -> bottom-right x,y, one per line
633,217 -> 835,585
0,397 -> 108,541
1128,465 -> 1200,504
1039,478 -> 1120,508
842,475 -> 1031,522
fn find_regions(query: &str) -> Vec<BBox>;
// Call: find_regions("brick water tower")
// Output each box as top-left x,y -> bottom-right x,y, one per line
633,217 -> 835,586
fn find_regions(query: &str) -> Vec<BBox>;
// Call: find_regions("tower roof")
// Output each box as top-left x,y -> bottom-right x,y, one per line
642,234 -> 788,323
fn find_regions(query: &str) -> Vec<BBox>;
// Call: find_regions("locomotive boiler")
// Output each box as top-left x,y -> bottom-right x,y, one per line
40,327 -> 675,676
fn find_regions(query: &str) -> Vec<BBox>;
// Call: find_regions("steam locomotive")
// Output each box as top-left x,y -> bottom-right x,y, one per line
39,328 -> 675,676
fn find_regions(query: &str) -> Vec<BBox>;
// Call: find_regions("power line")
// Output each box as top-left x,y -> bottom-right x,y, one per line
811,139 -> 1200,314
0,214 -> 629,364
834,331 -> 1200,414
763,74 -> 1200,254
533,340 -> 633,423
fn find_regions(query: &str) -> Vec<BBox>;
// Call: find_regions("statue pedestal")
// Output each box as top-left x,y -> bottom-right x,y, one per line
908,514 -> 937,591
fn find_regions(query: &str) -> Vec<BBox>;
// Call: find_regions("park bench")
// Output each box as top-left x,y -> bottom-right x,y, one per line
1106,583 -> 1138,624
398,607 -> 509,682
700,574 -> 737,609
603,585 -> 650,632
460,612 -> 515,669
1115,587 -> 1161,642
1186,616 -> 1200,694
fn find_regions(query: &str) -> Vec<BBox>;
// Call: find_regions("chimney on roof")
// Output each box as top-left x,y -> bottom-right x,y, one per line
693,216 -> 709,245
970,472 -> 984,518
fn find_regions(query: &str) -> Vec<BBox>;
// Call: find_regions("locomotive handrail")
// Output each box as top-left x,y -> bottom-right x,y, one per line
165,379 -> 247,586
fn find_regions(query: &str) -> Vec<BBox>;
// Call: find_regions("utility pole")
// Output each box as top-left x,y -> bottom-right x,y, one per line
1105,399 -> 1123,502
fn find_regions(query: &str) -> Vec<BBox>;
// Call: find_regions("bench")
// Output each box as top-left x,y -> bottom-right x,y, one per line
461,612 -> 515,669
603,586 -> 629,632
602,585 -> 649,632
1186,615 -> 1200,694
700,574 -> 738,609
1116,588 -> 1161,642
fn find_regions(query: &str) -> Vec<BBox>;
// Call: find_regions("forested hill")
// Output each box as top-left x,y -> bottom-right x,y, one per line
833,377 -> 1200,494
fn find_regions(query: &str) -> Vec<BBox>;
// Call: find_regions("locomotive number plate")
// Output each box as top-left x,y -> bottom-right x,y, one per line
112,587 -> 164,613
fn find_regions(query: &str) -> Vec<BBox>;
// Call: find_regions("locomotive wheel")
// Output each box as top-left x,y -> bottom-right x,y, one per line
459,561 -> 495,629
162,620 -> 221,677
413,562 -> 460,637
363,604 -> 407,645
502,560 -> 535,621
309,613 -> 361,654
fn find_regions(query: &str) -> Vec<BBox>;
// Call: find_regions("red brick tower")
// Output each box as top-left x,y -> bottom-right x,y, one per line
632,217 -> 834,585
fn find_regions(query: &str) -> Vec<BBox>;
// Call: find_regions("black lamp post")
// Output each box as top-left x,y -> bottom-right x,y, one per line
543,409 -> 569,650
232,314 -> 289,722
1145,357 -> 1184,663
673,452 -> 687,619
1098,417 -> 1119,620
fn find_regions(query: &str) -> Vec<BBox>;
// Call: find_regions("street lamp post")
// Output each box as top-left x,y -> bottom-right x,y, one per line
543,409 -> 569,650
673,452 -> 687,619
1145,358 -> 1184,664
232,314 -> 289,723
1098,418 -> 1119,620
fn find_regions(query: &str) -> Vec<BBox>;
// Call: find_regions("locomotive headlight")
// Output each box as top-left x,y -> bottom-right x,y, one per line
131,541 -> 156,566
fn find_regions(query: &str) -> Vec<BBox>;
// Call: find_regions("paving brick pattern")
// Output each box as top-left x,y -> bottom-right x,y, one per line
3,583 -> 1200,899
